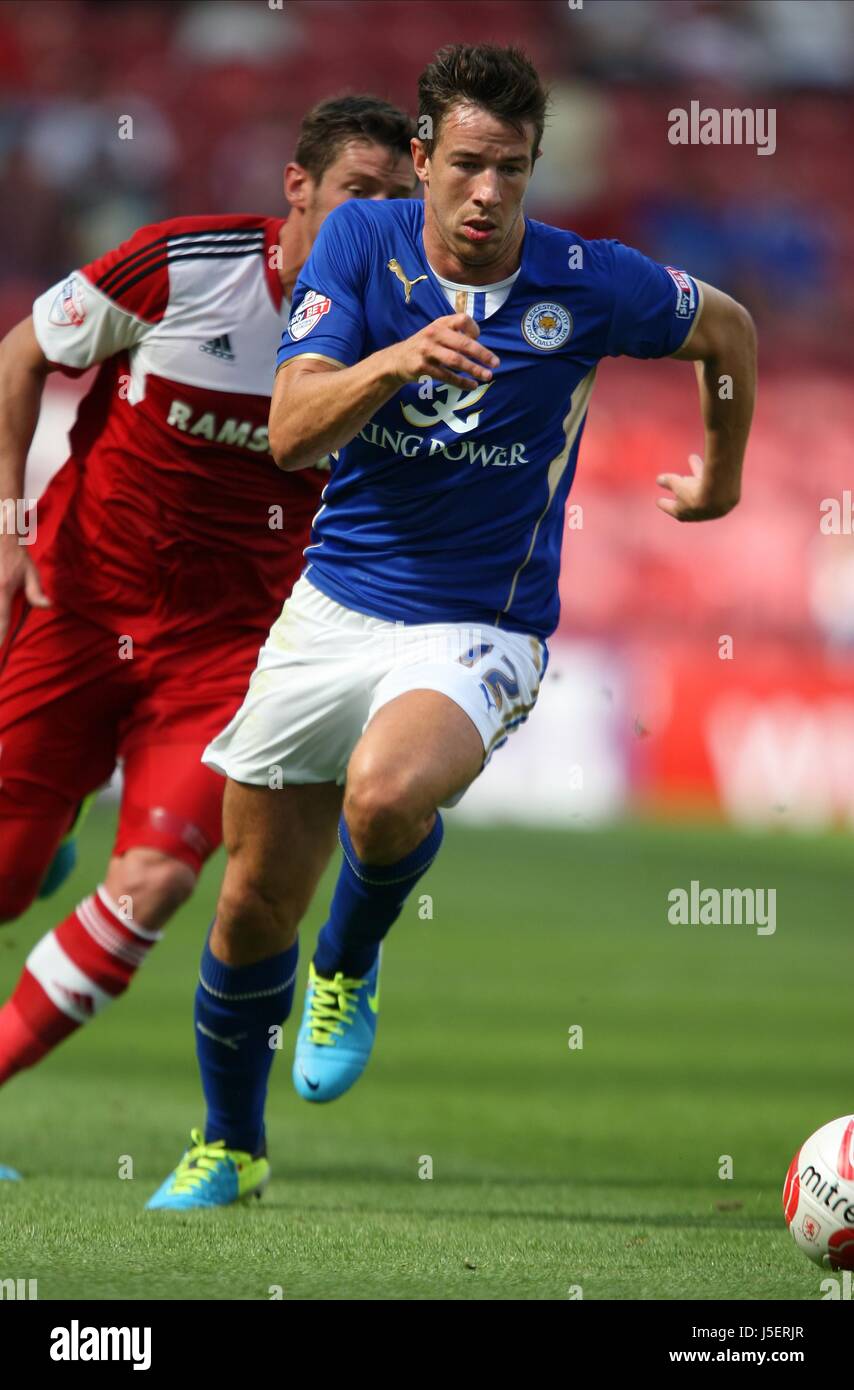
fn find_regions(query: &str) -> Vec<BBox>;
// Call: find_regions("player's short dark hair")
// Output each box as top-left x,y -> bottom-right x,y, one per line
294,95 -> 415,183
417,44 -> 548,163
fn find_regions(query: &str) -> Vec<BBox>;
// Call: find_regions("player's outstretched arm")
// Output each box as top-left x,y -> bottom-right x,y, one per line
0,316 -> 55,640
657,282 -> 757,522
269,313 -> 499,472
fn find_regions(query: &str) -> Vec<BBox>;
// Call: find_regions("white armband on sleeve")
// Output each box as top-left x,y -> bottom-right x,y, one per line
32,272 -> 152,371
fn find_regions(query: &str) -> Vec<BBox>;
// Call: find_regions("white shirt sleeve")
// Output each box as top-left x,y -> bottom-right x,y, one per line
32,271 -> 153,371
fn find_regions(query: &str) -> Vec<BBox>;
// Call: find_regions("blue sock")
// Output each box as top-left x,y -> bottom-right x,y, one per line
195,933 -> 298,1155
313,812 -> 444,979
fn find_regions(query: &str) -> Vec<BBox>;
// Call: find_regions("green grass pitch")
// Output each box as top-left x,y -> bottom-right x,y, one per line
0,803 -> 848,1301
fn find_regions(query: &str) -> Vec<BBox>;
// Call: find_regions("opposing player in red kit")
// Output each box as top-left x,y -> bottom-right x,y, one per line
0,97 -> 414,1171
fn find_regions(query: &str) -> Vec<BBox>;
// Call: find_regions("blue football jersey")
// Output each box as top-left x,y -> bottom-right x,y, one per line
276,199 -> 701,639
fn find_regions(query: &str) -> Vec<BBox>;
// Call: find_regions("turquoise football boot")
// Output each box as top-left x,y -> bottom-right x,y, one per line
38,792 -> 98,898
0,1164 -> 22,1181
145,1129 -> 269,1211
292,951 -> 381,1103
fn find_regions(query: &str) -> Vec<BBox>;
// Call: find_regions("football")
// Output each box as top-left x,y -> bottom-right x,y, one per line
783,1115 -> 854,1269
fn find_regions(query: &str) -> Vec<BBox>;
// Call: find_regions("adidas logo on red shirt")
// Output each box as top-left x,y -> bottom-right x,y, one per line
200,333 -> 235,362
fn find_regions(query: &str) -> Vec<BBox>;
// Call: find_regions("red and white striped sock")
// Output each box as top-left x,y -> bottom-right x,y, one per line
0,886 -> 163,1084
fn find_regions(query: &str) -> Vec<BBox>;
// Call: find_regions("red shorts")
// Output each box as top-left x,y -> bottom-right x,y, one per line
0,593 -> 280,915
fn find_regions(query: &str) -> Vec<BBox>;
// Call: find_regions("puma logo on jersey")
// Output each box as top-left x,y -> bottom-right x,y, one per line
387,259 -> 428,304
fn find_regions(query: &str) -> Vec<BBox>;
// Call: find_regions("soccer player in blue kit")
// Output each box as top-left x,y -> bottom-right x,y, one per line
150,44 -> 756,1209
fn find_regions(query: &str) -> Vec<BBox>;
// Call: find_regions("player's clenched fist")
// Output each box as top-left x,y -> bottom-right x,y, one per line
388,313 -> 499,391
656,453 -> 740,522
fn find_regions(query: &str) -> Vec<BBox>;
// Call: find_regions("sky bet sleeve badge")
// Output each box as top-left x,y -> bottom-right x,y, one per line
288,289 -> 332,342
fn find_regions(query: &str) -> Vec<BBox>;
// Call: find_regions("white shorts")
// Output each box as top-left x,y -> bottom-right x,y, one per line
202,574 -> 548,807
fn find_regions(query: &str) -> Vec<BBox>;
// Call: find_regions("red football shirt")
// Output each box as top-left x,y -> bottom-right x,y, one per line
30,214 -> 326,646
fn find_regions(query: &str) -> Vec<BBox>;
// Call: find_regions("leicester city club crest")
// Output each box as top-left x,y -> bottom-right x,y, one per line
521,301 -> 572,351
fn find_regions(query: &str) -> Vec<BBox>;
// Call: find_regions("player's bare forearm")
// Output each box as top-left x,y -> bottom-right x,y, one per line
269,348 -> 408,472
0,316 -> 54,635
688,292 -> 756,509
659,282 -> 757,522
269,313 -> 499,471
0,317 -> 52,502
